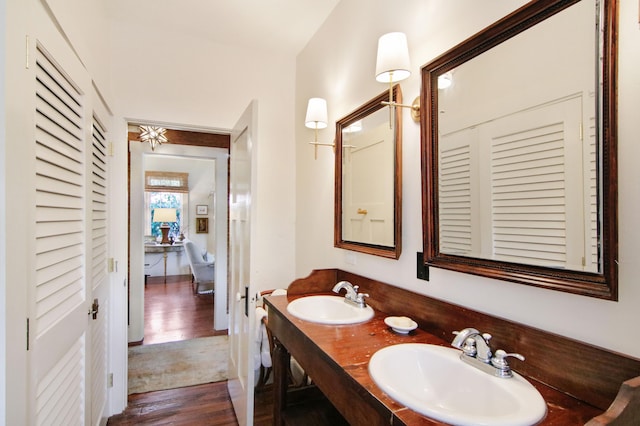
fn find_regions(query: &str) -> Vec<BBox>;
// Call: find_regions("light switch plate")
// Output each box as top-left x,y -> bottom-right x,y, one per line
417,252 -> 429,281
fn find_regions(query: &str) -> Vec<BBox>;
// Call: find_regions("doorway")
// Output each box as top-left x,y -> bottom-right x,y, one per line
127,125 -> 230,345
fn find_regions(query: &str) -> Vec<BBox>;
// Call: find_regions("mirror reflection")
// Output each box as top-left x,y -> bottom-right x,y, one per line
335,86 -> 402,259
437,0 -> 598,272
422,0 -> 618,298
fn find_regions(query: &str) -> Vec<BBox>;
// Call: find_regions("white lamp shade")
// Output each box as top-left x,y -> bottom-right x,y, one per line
305,98 -> 328,129
375,32 -> 411,83
153,208 -> 177,223
438,72 -> 453,89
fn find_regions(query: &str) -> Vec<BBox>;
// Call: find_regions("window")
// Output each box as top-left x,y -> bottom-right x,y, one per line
145,171 -> 189,239
145,171 -> 188,191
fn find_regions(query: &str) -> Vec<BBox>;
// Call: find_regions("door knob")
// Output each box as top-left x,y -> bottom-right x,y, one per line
89,298 -> 99,320
236,286 -> 249,317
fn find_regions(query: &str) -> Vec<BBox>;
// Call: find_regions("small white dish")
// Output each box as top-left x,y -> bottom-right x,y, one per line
384,316 -> 418,334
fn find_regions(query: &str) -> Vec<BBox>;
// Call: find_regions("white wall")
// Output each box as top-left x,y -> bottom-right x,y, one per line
44,0 -> 112,98
0,0 -> 7,420
109,11 -> 298,297
295,0 -> 640,359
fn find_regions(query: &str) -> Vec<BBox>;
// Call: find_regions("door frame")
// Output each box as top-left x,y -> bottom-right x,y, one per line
127,130 -> 230,343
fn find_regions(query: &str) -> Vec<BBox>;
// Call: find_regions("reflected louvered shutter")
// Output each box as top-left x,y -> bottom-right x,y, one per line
587,115 -> 599,271
439,143 -> 472,255
439,96 -> 591,270
491,123 -> 567,266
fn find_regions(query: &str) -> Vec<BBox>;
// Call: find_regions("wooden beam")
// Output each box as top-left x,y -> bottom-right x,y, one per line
128,129 -> 230,150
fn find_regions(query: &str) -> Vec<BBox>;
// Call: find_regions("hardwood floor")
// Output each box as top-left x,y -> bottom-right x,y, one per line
139,275 -> 225,346
108,275 -> 273,425
107,382 -> 239,425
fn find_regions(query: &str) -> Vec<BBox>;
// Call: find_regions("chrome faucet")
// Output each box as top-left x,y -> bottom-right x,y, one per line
452,327 -> 525,378
471,332 -> 493,363
332,281 -> 369,308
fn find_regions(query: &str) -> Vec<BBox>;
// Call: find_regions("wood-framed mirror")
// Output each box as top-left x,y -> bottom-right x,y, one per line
335,85 -> 402,259
421,0 -> 618,299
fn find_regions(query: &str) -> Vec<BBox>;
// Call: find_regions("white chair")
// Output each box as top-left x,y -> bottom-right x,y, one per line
184,239 -> 214,294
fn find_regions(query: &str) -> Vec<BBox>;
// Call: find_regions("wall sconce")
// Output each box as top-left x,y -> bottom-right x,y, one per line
139,125 -> 169,151
305,97 -> 333,159
375,32 -> 420,123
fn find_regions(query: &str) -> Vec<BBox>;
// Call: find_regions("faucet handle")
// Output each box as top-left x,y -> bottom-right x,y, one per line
491,349 -> 525,377
355,292 -> 369,303
461,337 -> 477,357
493,349 -> 525,362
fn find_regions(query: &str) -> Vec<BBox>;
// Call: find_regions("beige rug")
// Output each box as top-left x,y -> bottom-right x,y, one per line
128,335 -> 228,394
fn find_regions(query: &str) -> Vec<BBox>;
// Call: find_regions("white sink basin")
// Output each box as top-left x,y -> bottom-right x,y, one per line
286,295 -> 374,325
369,343 -> 547,426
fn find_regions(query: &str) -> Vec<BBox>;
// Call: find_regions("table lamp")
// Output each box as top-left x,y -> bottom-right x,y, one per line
153,208 -> 177,244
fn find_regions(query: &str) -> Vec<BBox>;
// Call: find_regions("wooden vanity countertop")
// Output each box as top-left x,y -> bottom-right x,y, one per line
265,293 -> 603,426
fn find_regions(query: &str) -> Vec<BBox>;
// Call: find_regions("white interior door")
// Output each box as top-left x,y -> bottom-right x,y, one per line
27,6 -> 97,424
343,123 -> 394,246
87,96 -> 111,426
228,101 -> 257,425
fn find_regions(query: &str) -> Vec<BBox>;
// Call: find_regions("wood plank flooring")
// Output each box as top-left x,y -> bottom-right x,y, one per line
108,275 -> 273,425
139,275 -> 225,346
108,382 -> 275,425
107,382 -> 239,425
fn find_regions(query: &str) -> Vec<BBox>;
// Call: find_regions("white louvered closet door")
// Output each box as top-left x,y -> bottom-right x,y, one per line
28,7 -> 97,425
88,110 -> 110,426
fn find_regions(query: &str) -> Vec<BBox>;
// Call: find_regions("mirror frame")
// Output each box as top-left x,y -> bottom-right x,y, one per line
335,85 -> 403,259
421,0 -> 618,299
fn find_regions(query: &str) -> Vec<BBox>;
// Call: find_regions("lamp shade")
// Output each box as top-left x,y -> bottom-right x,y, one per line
305,98 -> 328,129
438,72 -> 453,89
375,32 -> 411,83
153,208 -> 177,223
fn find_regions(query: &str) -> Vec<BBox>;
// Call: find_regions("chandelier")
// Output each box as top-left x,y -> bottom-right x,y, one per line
139,126 -> 168,151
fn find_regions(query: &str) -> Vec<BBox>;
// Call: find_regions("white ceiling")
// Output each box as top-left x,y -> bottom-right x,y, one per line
108,0 -> 341,56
